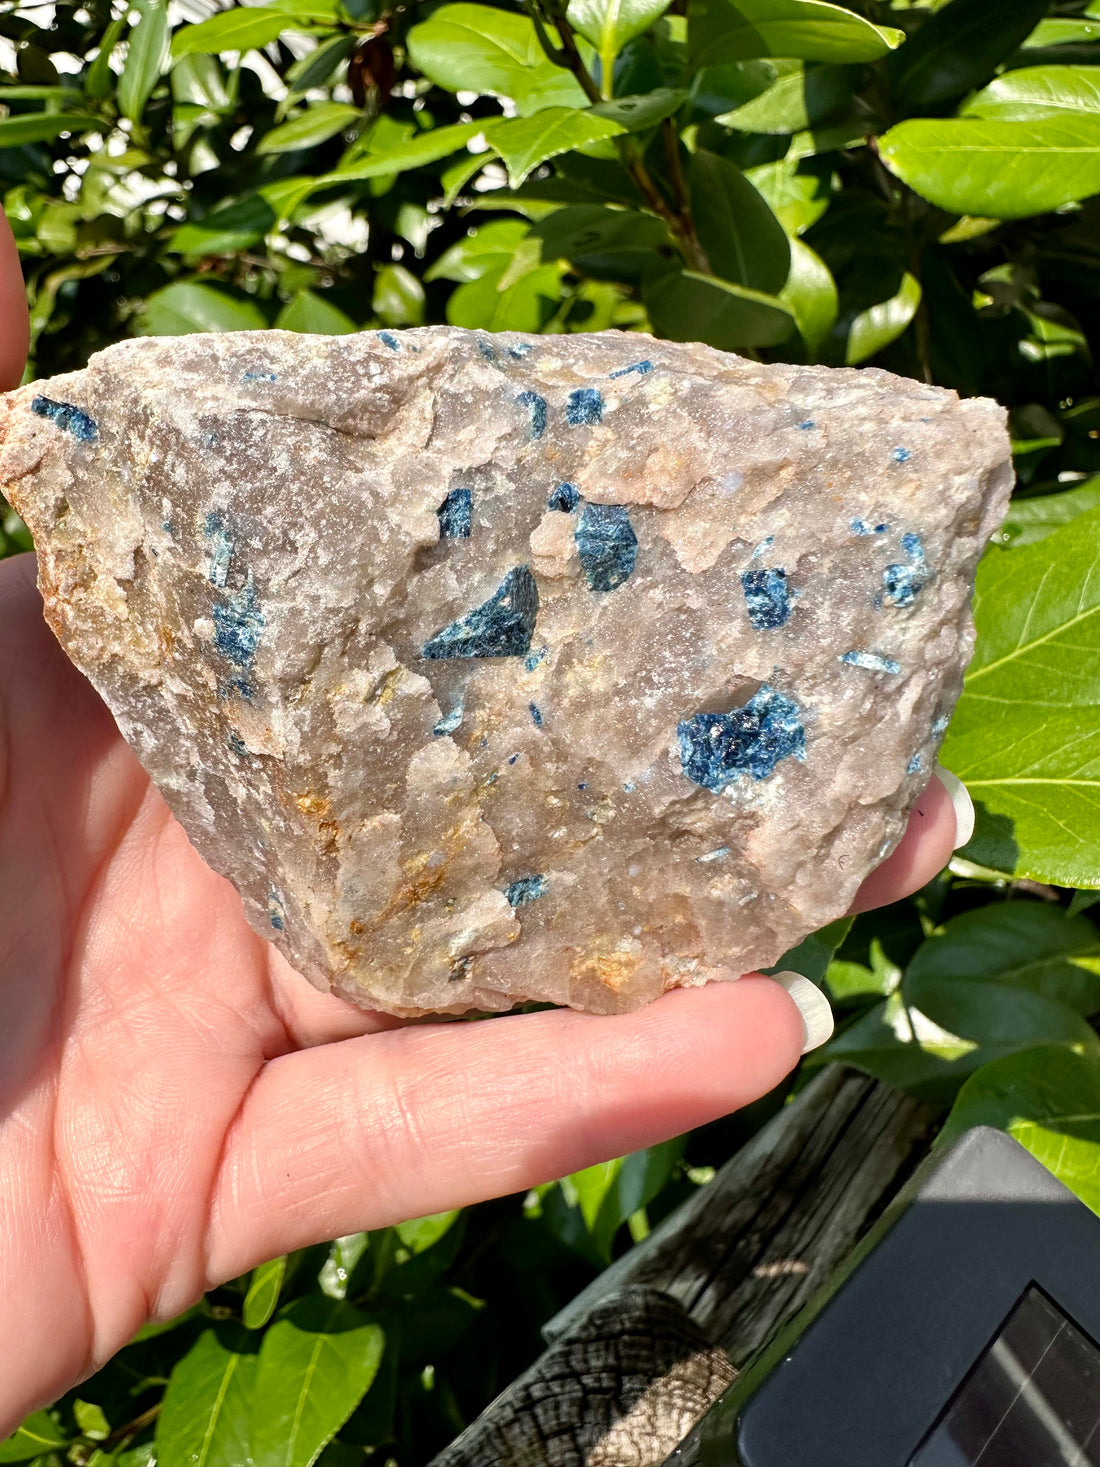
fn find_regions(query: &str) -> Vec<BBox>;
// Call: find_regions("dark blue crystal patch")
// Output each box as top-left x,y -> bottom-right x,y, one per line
437,487 -> 472,539
422,565 -> 539,659
548,482 -> 580,512
741,568 -> 791,630
213,581 -> 265,668
516,390 -> 547,439
31,395 -> 97,442
575,504 -> 637,593
566,387 -> 603,426
505,874 -> 548,907
678,685 -> 805,790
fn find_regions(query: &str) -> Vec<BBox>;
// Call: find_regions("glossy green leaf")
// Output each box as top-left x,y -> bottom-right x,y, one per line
447,261 -> 562,331
767,917 -> 854,987
155,1327 -> 258,1467
887,0 -> 1048,111
879,116 -> 1100,221
589,87 -> 687,131
0,113 -> 101,146
533,204 -> 667,279
689,0 -> 903,69
169,195 -> 275,257
395,1210 -> 461,1254
118,0 -> 170,124
275,291 -> 357,334
0,1412 -> 69,1463
643,268 -> 796,349
256,102 -> 362,156
942,508 -> 1100,888
998,479 -> 1100,547
372,263 -> 425,327
939,1046 -> 1100,1214
689,148 -> 789,292
567,0 -> 671,81
715,61 -> 849,133
484,108 -> 626,187
73,1400 -> 109,1439
285,32 -> 356,97
319,121 -> 483,185
963,66 -> 1100,122
744,157 -> 830,234
779,237 -> 836,354
137,281 -> 267,334
406,4 -> 589,112
425,219 -> 532,283
842,269 -> 921,365
905,902 -> 1100,1017
86,11 -> 128,99
243,1256 -> 288,1329
172,5 -> 322,60
250,1298 -> 385,1467
1023,17 -> 1100,49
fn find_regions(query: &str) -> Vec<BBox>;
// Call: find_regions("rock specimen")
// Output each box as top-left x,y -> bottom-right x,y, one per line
0,329 -> 1012,1016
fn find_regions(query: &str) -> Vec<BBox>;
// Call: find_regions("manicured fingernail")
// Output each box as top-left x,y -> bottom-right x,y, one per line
771,971 -> 834,1054
935,763 -> 975,850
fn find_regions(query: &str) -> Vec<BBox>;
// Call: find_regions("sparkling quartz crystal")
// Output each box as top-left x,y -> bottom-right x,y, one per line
0,329 -> 1012,1015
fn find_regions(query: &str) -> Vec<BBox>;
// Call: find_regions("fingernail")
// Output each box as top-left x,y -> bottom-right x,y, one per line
935,763 -> 975,850
771,971 -> 834,1054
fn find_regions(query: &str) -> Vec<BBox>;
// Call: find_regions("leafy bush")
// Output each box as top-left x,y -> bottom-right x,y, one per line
3,0 -> 1100,1460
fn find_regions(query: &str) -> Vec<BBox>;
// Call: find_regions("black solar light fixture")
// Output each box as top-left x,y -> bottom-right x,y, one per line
678,1126 -> 1100,1467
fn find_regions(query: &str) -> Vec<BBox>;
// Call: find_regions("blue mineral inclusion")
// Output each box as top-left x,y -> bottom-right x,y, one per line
422,565 -> 539,659
516,390 -> 547,439
609,360 -> 652,379
548,482 -> 580,512
204,510 -> 234,588
437,487 -> 472,539
907,753 -> 923,774
797,419 -> 815,430
509,342 -> 533,359
228,731 -> 248,757
741,568 -> 791,630
433,701 -> 464,736
575,503 -> 638,593
505,874 -> 548,907
524,646 -> 547,671
31,395 -> 97,442
529,701 -> 543,727
932,714 -> 950,736
213,580 -> 265,667
566,387 -> 603,426
893,446 -> 912,464
841,650 -> 900,675
268,889 -> 286,931
377,331 -> 400,350
477,338 -> 499,364
883,532 -> 928,608
750,535 -> 774,560
678,685 -> 805,790
243,371 -> 276,382
220,673 -> 254,701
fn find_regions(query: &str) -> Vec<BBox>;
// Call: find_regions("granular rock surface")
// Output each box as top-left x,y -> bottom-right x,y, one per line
0,329 -> 1012,1015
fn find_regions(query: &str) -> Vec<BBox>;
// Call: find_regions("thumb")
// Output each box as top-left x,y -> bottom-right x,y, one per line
0,209 -> 29,392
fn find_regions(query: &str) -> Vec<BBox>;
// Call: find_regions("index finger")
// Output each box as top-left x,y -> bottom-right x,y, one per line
0,211 -> 29,392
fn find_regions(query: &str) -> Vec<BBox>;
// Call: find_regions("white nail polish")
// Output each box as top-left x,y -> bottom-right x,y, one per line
772,971 -> 834,1054
935,763 -> 975,850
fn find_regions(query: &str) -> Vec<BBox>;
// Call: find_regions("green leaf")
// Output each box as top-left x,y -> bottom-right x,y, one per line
372,263 -> 425,328
73,1401 -> 109,1440
0,113 -> 101,146
243,1256 -> 288,1329
137,281 -> 267,334
840,268 -> 921,365
886,0 -> 1048,111
118,0 -> 170,124
155,1326 -> 258,1467
172,5 -> 324,60
86,11 -> 129,99
406,4 -> 589,112
714,61 -> 850,133
285,33 -> 356,97
425,219 -> 532,283
532,203 -> 668,279
998,479 -> 1100,547
484,108 -> 625,187
566,0 -> 671,83
1024,17 -> 1100,49
319,120 -> 483,184
447,261 -> 562,331
939,1046 -> 1100,1214
256,102 -> 363,156
905,902 -> 1100,1017
250,1298 -> 385,1467
942,507 -> 1100,888
744,157 -> 830,234
689,148 -> 789,292
779,237 -> 837,355
879,115 -> 1100,221
767,916 -> 854,987
275,291 -> 357,334
0,1413 -> 69,1463
169,195 -> 275,257
963,66 -> 1100,123
589,87 -> 687,132
643,267 -> 796,349
394,1210 -> 461,1254
689,0 -> 903,69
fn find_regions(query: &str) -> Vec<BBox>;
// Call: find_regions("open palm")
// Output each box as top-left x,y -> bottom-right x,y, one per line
0,212 -> 960,1435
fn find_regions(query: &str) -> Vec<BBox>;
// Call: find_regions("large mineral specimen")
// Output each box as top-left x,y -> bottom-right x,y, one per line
0,329 -> 1011,1016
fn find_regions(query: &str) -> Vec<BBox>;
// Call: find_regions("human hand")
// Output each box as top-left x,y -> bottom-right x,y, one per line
0,210 -> 966,1435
